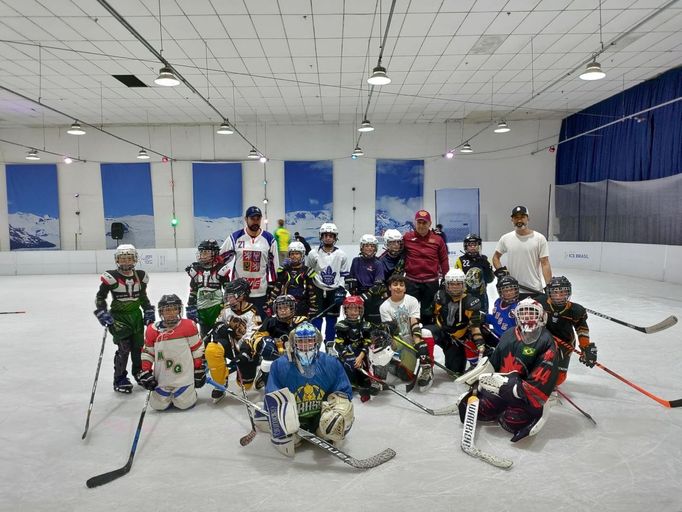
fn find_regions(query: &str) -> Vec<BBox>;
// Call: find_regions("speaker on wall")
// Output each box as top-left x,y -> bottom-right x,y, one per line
111,222 -> 125,240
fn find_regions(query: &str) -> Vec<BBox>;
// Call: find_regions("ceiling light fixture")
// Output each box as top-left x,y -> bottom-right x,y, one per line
25,149 -> 40,161
247,148 -> 259,159
137,148 -> 150,160
216,120 -> 234,135
155,67 -> 180,87
67,121 -> 86,135
444,150 -> 454,159
460,142 -> 473,153
580,61 -> 606,81
351,146 -> 364,158
367,65 -> 391,86
358,119 -> 374,132
63,156 -> 73,164
494,121 -> 510,133
259,155 -> 267,163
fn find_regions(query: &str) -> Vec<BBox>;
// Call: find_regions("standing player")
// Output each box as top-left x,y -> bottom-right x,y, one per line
258,322 -> 354,456
266,241 -> 318,318
306,223 -> 349,344
185,239 -> 230,341
455,234 -> 494,314
347,234 -> 385,325
379,229 -> 405,282
219,206 -> 279,318
94,244 -> 155,394
136,294 -> 205,411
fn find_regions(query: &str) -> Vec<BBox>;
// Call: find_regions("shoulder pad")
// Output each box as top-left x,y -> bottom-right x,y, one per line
100,271 -> 117,285
186,264 -> 199,277
136,270 -> 149,283
217,265 -> 230,278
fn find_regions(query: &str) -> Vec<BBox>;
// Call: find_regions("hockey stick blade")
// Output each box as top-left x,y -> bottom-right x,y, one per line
86,461 -> 132,488
239,430 -> 257,446
461,444 -> 513,470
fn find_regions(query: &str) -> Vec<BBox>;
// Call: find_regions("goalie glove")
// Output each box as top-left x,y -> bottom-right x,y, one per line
317,393 -> 354,443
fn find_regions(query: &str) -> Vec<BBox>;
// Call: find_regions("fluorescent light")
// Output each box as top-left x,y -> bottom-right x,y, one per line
494,121 -> 510,133
154,67 -> 180,87
216,121 -> 234,135
67,122 -> 86,135
137,148 -> 150,160
367,65 -> 391,86
247,148 -> 259,159
460,142 -> 473,153
579,61 -> 606,81
358,119 -> 374,132
25,149 -> 40,161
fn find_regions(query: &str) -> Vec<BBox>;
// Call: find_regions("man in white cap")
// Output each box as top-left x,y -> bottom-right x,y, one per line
492,205 -> 552,297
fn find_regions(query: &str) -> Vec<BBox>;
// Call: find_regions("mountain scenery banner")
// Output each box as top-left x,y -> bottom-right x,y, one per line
435,188 -> 480,242
284,160 -> 333,240
375,159 -> 424,236
6,164 -> 60,250
193,162 -> 243,245
100,163 -> 155,249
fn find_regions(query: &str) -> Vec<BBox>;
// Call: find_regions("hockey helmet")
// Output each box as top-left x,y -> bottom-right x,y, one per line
444,268 -> 466,298
514,298 -> 547,344
360,234 -> 378,257
292,322 -> 322,376
343,295 -> 364,321
158,294 -> 183,327
224,278 -> 251,306
368,328 -> 394,367
197,239 -> 220,266
287,241 -> 306,265
547,276 -> 572,308
463,233 -> 482,254
319,223 -> 339,240
496,275 -> 519,304
114,244 -> 138,272
273,294 -> 296,321
383,229 -> 403,254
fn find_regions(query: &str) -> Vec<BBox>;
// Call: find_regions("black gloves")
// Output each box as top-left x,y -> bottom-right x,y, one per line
136,370 -> 158,391
194,367 -> 206,388
579,343 -> 598,368
94,309 -> 114,327
494,266 -> 509,279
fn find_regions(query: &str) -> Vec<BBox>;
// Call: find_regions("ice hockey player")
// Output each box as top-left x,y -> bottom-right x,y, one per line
378,229 -> 405,282
185,239 -> 230,341
256,322 -> 354,456
205,278 -> 261,402
94,244 -> 155,394
379,274 -> 434,390
536,276 -> 597,370
455,234 -> 494,314
347,234 -> 385,325
457,298 -> 567,442
306,223 -> 349,343
486,275 -> 520,338
424,268 -> 485,376
136,294 -> 204,410
246,295 -> 307,390
266,241 -> 319,318
334,296 -> 373,401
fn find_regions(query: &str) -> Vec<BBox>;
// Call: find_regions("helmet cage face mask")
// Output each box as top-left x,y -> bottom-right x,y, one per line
515,300 -> 546,344
464,241 -> 480,255
548,281 -> 571,307
292,323 -> 321,376
446,280 -> 464,297
115,245 -> 138,272
344,303 -> 363,321
197,249 -> 215,266
159,304 -> 182,327
500,284 -> 520,303
288,250 -> 304,265
274,295 -> 296,321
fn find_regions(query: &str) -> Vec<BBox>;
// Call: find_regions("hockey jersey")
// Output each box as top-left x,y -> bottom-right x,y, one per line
306,246 -> 350,291
142,319 -> 203,389
186,262 -> 230,310
220,229 -> 279,298
215,303 -> 261,344
486,298 -> 517,337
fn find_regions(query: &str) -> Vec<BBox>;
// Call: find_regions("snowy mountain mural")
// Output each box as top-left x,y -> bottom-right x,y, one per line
104,215 -> 155,250
6,164 -> 61,251
375,160 -> 424,236
194,216 -> 244,245
8,212 -> 60,250
285,161 -> 333,241
192,162 -> 242,245
285,209 -> 332,241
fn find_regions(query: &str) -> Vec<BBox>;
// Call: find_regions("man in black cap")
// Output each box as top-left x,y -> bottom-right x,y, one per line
219,206 -> 279,318
492,205 -> 552,297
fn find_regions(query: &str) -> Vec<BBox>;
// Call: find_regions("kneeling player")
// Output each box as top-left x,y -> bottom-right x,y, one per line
256,322 -> 354,456
458,298 -> 567,442
137,295 -> 205,411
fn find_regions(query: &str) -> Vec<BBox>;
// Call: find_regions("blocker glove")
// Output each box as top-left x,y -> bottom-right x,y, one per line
94,309 -> 114,327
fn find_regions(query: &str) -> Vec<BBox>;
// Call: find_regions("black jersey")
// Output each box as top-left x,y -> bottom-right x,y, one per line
266,264 -> 318,317
536,294 -> 590,349
433,289 -> 482,339
334,319 -> 372,356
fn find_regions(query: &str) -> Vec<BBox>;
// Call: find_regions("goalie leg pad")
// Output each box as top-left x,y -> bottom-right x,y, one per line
264,388 -> 300,458
316,393 -> 354,443
455,357 -> 494,386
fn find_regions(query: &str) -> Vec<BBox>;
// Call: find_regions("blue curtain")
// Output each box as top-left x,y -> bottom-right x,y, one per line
556,67 -> 682,185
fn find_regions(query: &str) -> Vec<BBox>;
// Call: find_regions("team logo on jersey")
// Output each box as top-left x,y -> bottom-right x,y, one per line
522,346 -> 536,356
243,250 -> 262,272
319,266 -> 337,286
295,383 -> 325,416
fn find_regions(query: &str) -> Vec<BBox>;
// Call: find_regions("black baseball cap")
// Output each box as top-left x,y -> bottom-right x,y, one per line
245,206 -> 262,217
510,205 -> 529,217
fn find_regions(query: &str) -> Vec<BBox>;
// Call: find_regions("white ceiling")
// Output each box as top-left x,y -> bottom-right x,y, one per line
0,0 -> 680,129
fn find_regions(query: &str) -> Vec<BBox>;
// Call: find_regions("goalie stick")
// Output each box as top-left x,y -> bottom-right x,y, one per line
82,328 -> 108,439
359,368 -> 458,416
86,390 -> 152,488
461,393 -> 513,470
206,377 -> 396,469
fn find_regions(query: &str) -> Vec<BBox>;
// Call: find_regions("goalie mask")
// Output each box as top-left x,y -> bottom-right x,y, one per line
547,276 -> 572,309
343,295 -> 364,322
383,229 -> 403,256
114,244 -> 138,272
197,239 -> 220,267
444,268 -> 466,299
274,294 -> 296,322
496,275 -> 519,305
368,329 -> 394,367
514,298 -> 547,345
291,322 -> 322,377
158,294 -> 183,329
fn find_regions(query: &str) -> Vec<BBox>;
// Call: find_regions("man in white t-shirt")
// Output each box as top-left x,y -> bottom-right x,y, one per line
492,205 -> 552,297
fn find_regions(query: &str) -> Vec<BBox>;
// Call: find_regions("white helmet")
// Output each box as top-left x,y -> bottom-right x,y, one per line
319,223 -> 339,239
288,241 -> 306,254
444,268 -> 465,284
114,244 -> 138,271
360,234 -> 378,256
383,229 -> 402,244
514,298 -> 547,344
444,268 -> 466,298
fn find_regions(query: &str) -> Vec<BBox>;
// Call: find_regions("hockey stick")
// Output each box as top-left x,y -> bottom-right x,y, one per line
228,337 -> 257,446
461,391 -> 513,470
519,284 -> 678,334
555,388 -> 597,426
554,337 -> 682,408
206,377 -> 396,469
391,335 -> 461,379
82,328 -> 108,439
359,368 -> 458,416
309,300 -> 339,322
86,390 -> 152,488
0,311 -> 26,314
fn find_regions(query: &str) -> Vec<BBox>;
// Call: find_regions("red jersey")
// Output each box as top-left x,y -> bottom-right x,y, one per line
402,230 -> 449,282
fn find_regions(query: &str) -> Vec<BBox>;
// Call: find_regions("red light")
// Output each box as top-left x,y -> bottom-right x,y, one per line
548,146 -> 555,153
162,156 -> 169,163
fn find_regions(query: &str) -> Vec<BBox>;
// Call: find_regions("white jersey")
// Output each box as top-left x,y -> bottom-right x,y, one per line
495,230 -> 549,291
142,319 -> 203,389
220,229 -> 279,298
306,246 -> 350,291
217,304 -> 262,343
380,294 -> 420,372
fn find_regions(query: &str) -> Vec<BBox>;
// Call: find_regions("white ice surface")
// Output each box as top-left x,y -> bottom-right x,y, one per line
1,269 -> 681,512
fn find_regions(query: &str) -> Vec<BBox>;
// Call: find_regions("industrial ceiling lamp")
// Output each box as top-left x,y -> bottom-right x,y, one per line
25,149 -> 40,160
247,148 -> 259,159
155,67 -> 180,87
259,155 -> 267,163
137,148 -> 150,160
580,61 -> 606,81
358,119 -> 374,132
351,146 -> 364,158
67,121 -> 86,135
444,150 -> 454,159
367,65 -> 391,86
63,156 -> 73,164
494,121 -> 510,133
460,142 -> 473,153
217,120 -> 234,134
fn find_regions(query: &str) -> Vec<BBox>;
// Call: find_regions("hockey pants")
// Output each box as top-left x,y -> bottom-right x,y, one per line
150,384 -> 197,411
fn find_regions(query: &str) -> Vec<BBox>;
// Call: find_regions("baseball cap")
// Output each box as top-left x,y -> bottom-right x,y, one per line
415,210 -> 432,222
245,206 -> 262,218
510,205 -> 529,217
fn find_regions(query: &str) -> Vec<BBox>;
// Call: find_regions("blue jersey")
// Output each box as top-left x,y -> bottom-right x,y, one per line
486,298 -> 516,337
266,352 -> 352,419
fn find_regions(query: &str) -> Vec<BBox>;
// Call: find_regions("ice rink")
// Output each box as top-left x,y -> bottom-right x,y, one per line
1,268 -> 681,512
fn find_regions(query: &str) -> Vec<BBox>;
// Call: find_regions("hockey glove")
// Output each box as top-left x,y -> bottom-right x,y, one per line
579,343 -> 598,368
494,266 -> 510,279
334,286 -> 347,305
194,367 -> 206,388
497,373 -> 528,408
136,370 -> 158,391
143,308 -> 156,326
186,305 -> 198,322
94,309 -> 114,327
